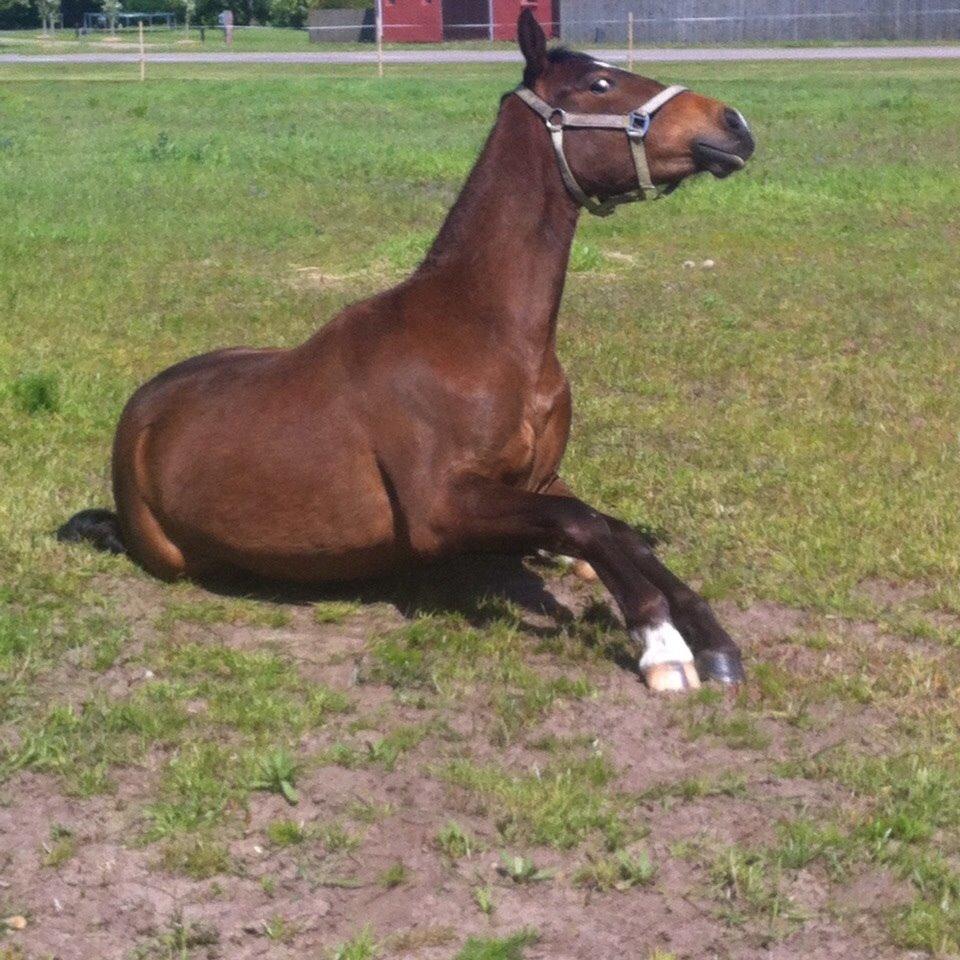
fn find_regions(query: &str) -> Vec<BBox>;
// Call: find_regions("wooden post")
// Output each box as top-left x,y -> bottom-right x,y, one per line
627,11 -> 634,72
139,20 -> 145,81
376,0 -> 384,79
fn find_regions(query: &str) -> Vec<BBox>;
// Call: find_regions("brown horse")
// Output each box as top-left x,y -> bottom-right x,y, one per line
60,12 -> 755,692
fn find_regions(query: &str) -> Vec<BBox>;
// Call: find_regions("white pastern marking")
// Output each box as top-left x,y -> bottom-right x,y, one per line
638,621 -> 694,669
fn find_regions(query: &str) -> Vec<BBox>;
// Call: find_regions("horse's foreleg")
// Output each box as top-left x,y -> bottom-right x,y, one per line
437,476 -> 700,691
542,476 -> 744,687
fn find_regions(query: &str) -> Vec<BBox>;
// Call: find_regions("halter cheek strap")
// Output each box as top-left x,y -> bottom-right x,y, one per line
513,84 -> 687,217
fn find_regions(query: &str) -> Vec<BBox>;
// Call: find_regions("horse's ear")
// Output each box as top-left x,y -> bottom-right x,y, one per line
518,8 -> 547,83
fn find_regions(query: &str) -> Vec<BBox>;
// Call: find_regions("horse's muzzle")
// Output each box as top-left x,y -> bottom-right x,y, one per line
694,108 -> 755,178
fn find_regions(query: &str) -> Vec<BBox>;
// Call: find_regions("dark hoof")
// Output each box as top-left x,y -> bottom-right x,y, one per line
695,649 -> 746,686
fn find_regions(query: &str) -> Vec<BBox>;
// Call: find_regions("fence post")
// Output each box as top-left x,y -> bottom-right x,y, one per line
627,11 -> 634,72
376,0 -> 384,79
139,20 -> 145,81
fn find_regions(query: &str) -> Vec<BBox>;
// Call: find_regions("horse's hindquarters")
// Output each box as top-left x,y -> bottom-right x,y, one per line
112,349 -> 401,584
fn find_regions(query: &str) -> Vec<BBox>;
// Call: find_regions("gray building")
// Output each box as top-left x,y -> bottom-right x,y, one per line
558,1 -> 960,45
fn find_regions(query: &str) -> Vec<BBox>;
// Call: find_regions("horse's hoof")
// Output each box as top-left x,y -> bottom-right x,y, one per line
571,559 -> 598,582
643,660 -> 701,692
695,649 -> 746,687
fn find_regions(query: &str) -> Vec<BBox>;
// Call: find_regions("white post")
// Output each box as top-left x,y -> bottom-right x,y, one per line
487,0 -> 494,43
376,0 -> 384,79
139,20 -> 146,81
628,11 -> 634,72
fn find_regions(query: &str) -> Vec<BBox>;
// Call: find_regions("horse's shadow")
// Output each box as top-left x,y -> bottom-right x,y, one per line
197,553 -> 634,671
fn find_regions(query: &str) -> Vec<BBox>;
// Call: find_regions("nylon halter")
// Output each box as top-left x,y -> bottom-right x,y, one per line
513,83 -> 687,217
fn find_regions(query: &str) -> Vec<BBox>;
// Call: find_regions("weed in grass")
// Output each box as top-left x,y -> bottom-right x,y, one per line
641,772 -> 747,803
436,821 -> 479,860
443,754 -> 636,850
572,848 -> 656,892
266,818 -> 307,847
569,240 -> 604,273
157,598 -> 289,629
156,834 -> 232,879
42,825 -> 76,869
87,629 -> 125,671
346,799 -> 394,824
250,748 -> 300,805
472,885 -> 495,916
5,692 -> 188,795
711,847 -> 801,942
318,821 -> 362,854
330,927 -> 378,960
453,930 -> 539,960
365,615 -> 592,742
145,742 -> 243,838
378,860 -> 406,888
313,599 -> 361,624
264,915 -> 297,943
498,853 -> 553,884
324,723 -> 428,772
261,875 -> 277,897
11,371 -> 58,414
681,689 -> 771,751
132,911 -> 219,959
772,819 -> 846,872
385,926 -> 456,952
154,642 -> 349,735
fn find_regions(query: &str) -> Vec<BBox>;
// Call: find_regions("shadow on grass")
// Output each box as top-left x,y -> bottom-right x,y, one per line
194,552 -> 636,673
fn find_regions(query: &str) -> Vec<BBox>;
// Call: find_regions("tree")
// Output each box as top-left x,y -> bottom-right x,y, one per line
268,0 -> 308,29
182,0 -> 195,32
35,0 -> 60,33
101,0 -> 120,33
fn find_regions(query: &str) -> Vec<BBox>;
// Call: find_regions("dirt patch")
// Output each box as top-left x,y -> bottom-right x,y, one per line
1,567 -> 938,960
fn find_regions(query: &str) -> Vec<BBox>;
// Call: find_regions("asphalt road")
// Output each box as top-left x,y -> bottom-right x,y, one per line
1,45 -> 959,65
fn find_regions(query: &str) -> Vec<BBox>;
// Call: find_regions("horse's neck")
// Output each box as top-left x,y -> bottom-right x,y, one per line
416,96 -> 580,362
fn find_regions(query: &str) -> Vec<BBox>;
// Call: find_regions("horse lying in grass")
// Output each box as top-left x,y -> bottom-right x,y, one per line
60,11 -> 755,692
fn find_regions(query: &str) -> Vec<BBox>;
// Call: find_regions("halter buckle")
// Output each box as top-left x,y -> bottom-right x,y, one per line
627,110 -> 651,139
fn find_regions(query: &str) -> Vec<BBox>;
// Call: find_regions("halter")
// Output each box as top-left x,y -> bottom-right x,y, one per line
513,83 -> 687,217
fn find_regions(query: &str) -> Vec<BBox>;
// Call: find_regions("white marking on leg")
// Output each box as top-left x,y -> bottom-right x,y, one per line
638,621 -> 694,670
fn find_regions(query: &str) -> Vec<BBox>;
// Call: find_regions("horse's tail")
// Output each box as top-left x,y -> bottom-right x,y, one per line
56,508 -> 126,555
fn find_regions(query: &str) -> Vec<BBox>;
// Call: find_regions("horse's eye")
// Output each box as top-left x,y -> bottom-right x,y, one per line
590,78 -> 611,94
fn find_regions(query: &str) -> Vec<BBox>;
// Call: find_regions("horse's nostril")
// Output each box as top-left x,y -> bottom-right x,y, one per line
724,107 -> 748,135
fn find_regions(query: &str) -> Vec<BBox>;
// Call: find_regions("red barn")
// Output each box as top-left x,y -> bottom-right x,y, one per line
382,0 -> 557,43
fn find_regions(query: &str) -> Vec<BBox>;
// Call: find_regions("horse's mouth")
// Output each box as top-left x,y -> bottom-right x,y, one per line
693,142 -> 748,178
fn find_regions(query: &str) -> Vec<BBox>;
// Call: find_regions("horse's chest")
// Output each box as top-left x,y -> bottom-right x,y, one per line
492,374 -> 570,487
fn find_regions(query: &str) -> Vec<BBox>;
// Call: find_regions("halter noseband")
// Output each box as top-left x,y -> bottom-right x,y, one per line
513,83 -> 687,217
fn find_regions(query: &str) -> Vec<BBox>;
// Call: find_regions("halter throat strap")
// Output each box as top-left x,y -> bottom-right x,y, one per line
513,83 -> 687,217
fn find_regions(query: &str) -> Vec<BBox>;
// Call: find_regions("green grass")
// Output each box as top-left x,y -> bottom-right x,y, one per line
453,930 -> 539,960
365,613 -> 594,742
572,847 -> 656,892
2,58 -> 960,955
443,753 -> 639,851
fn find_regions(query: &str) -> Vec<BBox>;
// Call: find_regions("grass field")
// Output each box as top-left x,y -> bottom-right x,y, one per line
2,58 -> 960,959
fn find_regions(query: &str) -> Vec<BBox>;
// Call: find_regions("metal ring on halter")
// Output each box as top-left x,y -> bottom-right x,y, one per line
627,110 -> 651,139
545,109 -> 565,133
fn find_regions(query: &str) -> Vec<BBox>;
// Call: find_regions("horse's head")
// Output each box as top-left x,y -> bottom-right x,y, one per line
515,10 -> 754,211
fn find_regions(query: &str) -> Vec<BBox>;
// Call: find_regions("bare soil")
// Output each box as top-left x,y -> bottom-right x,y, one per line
1,561 -> 932,960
